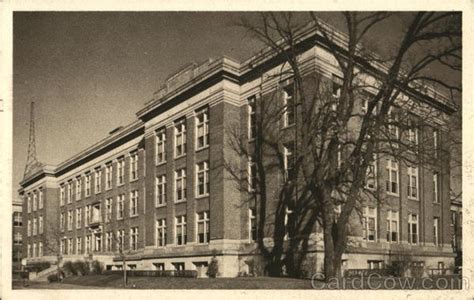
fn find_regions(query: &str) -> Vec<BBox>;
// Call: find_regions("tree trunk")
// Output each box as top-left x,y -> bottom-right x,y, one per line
122,256 -> 127,287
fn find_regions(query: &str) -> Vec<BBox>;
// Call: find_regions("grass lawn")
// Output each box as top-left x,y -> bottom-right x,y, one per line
13,274 -> 463,290
61,274 -> 313,289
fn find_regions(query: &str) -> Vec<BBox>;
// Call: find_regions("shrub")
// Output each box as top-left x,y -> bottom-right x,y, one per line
47,273 -> 60,283
62,261 -> 77,276
90,260 -> 103,275
72,260 -> 89,276
206,257 -> 219,278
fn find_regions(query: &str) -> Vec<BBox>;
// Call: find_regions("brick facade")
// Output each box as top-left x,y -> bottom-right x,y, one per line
18,24 -> 457,277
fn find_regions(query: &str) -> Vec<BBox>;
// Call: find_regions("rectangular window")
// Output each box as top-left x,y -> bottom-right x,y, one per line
33,217 -> 37,235
175,168 -> 187,202
39,188 -> 43,209
433,129 -> 439,158
60,213 -> 65,231
196,211 -> 210,244
130,190 -> 139,217
117,157 -> 125,186
75,177 -> 82,200
155,128 -> 167,164
85,205 -> 91,226
116,229 -> 125,252
38,242 -> 43,257
451,211 -> 456,226
27,220 -> 31,236
85,235 -> 91,253
156,219 -> 167,247
248,157 -> 257,192
68,238 -> 73,255
76,237 -> 82,255
94,168 -> 102,194
14,232 -> 22,245
13,212 -> 22,227
408,214 -> 419,244
67,210 -> 73,231
249,208 -> 257,242
155,175 -> 166,207
434,217 -> 440,246
105,163 -> 113,190
130,151 -> 138,181
60,185 -> 65,205
363,207 -> 377,242
95,233 -> 102,252
33,242 -> 36,257
76,208 -> 82,229
27,195 -> 32,213
407,166 -> 419,200
85,173 -> 91,197
248,96 -> 256,139
407,123 -> 418,148
284,143 -> 295,181
105,198 -> 113,222
365,154 -> 377,189
117,194 -> 125,220
175,215 -> 187,246
196,161 -> 209,197
39,215 -> 43,234
130,227 -> 139,251
386,210 -> 399,243
386,159 -> 399,195
106,232 -> 113,252
33,192 -> 37,211
388,108 -> 399,145
67,181 -> 73,203
433,172 -> 439,203
283,85 -> 295,127
196,108 -> 209,149
175,119 -> 187,157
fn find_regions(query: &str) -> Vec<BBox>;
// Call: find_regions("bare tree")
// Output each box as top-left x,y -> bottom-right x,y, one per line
227,12 -> 461,280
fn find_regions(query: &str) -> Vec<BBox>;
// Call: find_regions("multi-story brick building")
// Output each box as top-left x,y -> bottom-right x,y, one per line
13,199 -> 23,270
18,22 -> 457,277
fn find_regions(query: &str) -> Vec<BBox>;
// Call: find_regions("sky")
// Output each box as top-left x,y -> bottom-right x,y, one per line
12,12 -> 461,196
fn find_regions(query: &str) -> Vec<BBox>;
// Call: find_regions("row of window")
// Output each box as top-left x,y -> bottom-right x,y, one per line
361,207 -> 441,245
26,241 -> 43,258
155,161 -> 210,206
59,151 -> 139,206
26,216 -> 43,237
155,107 -> 209,165
248,82 -> 440,156
26,188 -> 44,213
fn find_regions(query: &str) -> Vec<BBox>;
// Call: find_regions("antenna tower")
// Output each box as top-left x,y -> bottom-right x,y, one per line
24,101 -> 42,177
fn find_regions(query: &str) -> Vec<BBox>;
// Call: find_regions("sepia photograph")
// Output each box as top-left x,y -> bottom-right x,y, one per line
7,8 -> 464,293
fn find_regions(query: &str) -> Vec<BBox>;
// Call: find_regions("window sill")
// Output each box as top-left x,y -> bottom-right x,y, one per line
282,123 -> 296,130
175,154 -> 187,160
175,199 -> 187,204
408,197 -> 419,201
130,214 -> 139,218
117,183 -> 124,187
195,194 -> 209,200
130,178 -> 139,183
196,145 -> 209,152
156,161 -> 167,167
386,192 -> 399,197
155,203 -> 167,208
433,202 -> 441,205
